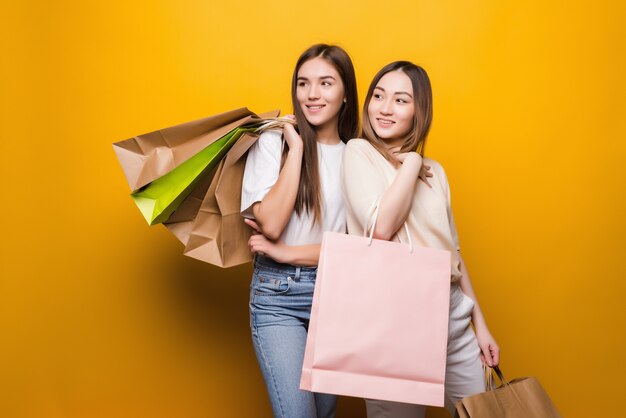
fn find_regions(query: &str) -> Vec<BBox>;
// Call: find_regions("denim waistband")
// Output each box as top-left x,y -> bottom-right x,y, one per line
253,255 -> 317,280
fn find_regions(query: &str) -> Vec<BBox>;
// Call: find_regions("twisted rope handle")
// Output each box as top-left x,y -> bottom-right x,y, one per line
366,201 -> 414,253
253,117 -> 297,134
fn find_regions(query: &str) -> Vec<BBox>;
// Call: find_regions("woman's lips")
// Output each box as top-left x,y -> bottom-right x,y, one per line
376,118 -> 395,127
306,104 -> 326,113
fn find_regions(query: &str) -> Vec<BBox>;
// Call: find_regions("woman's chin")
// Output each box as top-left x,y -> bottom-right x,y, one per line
373,130 -> 396,140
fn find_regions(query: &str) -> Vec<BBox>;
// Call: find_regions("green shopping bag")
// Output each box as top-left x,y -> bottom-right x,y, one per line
130,126 -> 253,225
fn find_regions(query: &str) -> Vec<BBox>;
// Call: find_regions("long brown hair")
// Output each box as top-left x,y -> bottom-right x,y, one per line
290,44 -> 359,222
361,61 -> 432,167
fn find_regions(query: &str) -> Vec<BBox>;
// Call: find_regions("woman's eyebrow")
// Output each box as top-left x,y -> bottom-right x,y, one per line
297,75 -> 337,81
374,86 -> 413,98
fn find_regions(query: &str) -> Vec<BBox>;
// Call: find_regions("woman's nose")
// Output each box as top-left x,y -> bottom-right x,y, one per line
380,99 -> 393,115
308,83 -> 321,100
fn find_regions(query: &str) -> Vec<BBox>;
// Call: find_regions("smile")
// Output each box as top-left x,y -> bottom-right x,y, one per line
306,104 -> 326,112
376,118 -> 395,125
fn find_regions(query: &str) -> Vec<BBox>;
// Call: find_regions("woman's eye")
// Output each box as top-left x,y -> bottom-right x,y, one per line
322,81 -> 332,86
298,82 -> 307,87
373,94 -> 383,100
396,98 -> 408,104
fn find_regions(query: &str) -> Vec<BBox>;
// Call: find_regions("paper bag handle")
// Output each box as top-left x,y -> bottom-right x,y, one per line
485,365 -> 526,407
485,364 -> 509,390
493,366 -> 507,385
367,201 -> 414,253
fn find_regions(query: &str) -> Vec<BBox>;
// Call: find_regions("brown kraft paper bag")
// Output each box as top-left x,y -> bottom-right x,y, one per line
177,130 -> 264,268
455,366 -> 561,418
113,107 -> 266,192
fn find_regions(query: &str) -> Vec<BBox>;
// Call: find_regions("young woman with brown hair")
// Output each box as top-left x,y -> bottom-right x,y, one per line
341,61 -> 500,417
240,44 -> 359,418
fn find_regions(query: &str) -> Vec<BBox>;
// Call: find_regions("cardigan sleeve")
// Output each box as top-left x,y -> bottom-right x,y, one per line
435,162 -> 461,251
341,139 -> 389,236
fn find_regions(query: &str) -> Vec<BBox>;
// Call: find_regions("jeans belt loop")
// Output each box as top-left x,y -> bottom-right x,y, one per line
294,266 -> 302,281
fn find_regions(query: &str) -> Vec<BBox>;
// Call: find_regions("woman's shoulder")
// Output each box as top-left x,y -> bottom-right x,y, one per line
424,157 -> 448,174
346,137 -> 370,148
345,138 -> 379,155
253,129 -> 283,153
257,129 -> 283,143
423,157 -> 451,189
344,138 -> 387,164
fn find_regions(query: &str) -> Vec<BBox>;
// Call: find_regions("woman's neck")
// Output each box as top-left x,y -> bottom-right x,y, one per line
315,119 -> 342,145
383,137 -> 405,149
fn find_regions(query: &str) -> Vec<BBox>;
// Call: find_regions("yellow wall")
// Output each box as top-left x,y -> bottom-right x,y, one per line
2,1 -> 624,417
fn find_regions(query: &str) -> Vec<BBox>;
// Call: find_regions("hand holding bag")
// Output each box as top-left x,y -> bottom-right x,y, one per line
455,366 -> 562,417
300,208 -> 452,406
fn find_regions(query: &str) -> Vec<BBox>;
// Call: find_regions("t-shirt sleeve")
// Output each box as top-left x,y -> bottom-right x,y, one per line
437,163 -> 461,251
341,140 -> 388,235
240,130 -> 283,219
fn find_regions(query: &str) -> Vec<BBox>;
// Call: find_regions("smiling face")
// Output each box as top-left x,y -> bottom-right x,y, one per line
367,70 -> 415,143
296,56 -> 346,129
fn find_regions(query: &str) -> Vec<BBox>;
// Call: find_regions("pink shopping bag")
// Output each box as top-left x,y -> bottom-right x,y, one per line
300,230 -> 452,406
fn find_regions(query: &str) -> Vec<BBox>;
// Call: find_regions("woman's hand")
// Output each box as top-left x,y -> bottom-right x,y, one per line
244,218 -> 263,234
392,147 -> 421,164
245,218 -> 292,264
475,328 -> 500,367
248,233 -> 291,264
418,164 -> 432,188
282,115 -> 303,153
391,148 -> 432,187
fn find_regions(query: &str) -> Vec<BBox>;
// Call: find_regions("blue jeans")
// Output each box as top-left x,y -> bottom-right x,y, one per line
249,255 -> 337,418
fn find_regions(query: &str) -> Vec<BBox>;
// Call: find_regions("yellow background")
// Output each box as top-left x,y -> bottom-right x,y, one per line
1,0 -> 624,417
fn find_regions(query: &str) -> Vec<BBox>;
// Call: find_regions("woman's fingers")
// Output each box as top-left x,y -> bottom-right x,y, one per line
476,330 -> 500,368
249,237 -> 267,254
244,218 -> 262,234
419,175 -> 432,188
480,342 -> 496,367
490,344 -> 500,367
283,123 -> 303,150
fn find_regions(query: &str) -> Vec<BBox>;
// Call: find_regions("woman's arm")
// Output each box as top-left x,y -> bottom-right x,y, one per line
251,124 -> 303,240
244,218 -> 320,266
458,254 -> 500,367
372,152 -> 422,241
248,235 -> 320,267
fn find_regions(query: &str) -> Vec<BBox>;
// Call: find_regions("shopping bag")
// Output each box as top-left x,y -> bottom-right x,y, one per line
113,108 -> 280,266
300,225 -> 452,406
178,130 -> 260,267
113,107 -> 266,192
161,115 -> 283,248
130,126 -> 248,225
160,164 -> 215,245
455,366 -> 562,418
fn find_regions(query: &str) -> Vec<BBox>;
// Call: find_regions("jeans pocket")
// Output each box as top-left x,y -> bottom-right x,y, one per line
253,275 -> 291,296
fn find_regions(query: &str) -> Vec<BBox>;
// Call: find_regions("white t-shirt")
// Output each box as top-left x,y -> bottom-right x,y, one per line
241,130 -> 346,246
